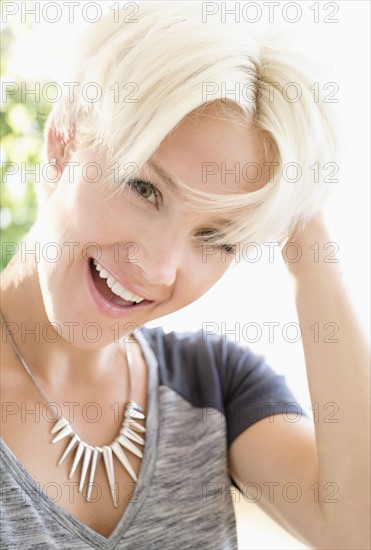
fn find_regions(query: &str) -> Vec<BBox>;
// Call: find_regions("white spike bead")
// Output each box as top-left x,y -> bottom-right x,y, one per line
111,441 -> 138,482
121,427 -> 145,445
69,441 -> 85,479
125,408 -> 145,420
117,434 -> 144,459
57,434 -> 80,466
50,416 -> 69,434
86,447 -> 102,502
127,420 -> 146,433
103,446 -> 118,508
51,424 -> 73,443
79,445 -> 93,493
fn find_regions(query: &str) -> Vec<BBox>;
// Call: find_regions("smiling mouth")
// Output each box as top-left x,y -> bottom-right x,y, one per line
89,258 -> 149,308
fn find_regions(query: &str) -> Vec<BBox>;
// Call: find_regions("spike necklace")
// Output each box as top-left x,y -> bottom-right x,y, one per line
0,311 -> 146,508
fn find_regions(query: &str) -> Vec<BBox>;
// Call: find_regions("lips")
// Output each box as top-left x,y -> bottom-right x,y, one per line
90,260 -> 136,306
86,258 -> 153,318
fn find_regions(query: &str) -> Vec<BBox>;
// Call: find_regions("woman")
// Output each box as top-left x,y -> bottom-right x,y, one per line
0,3 -> 369,549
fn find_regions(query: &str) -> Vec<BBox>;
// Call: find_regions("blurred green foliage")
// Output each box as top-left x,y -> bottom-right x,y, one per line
1,20 -> 52,271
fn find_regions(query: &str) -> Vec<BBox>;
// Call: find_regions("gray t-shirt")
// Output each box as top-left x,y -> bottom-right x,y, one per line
0,326 -> 306,549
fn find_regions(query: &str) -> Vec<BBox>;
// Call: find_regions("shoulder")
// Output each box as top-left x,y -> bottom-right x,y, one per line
138,324 -> 223,367
138,325 -> 307,449
137,325 -> 289,411
137,325 -> 226,408
138,324 -> 262,370
137,323 -> 267,383
138,324 -> 281,385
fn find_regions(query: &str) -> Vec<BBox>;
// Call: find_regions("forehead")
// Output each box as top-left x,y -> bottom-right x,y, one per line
150,102 -> 268,196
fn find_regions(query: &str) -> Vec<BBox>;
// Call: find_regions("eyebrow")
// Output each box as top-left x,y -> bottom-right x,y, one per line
146,160 -> 181,195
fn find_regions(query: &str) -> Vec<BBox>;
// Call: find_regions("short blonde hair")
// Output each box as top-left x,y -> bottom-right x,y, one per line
41,1 -> 338,248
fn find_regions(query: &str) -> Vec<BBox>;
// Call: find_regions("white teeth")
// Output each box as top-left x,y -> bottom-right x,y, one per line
106,276 -> 115,289
99,268 -> 109,279
93,261 -> 145,304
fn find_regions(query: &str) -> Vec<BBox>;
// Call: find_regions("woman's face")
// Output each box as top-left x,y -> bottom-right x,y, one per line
37,104 -> 266,348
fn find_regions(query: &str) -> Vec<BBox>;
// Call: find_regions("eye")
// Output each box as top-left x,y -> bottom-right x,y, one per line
219,243 -> 236,254
126,178 -> 161,206
195,229 -> 236,255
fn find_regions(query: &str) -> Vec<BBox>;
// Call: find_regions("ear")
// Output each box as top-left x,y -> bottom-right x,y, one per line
46,121 -> 68,176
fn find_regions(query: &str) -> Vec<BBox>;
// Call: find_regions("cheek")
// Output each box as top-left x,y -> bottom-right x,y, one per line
175,257 -> 232,306
46,174 -> 118,244
202,262 -> 231,292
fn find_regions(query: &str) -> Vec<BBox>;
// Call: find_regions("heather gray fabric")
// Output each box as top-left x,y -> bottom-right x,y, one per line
0,326 -> 306,549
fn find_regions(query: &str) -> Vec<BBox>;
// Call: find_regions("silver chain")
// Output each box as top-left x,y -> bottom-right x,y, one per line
0,310 -> 133,412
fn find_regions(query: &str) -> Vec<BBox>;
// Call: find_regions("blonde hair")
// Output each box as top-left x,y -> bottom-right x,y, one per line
40,1 -> 338,248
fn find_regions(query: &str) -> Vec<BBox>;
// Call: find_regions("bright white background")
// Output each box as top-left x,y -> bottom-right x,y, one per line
2,1 -> 370,548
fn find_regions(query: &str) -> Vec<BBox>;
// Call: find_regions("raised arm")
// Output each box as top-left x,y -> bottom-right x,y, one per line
229,212 -> 370,549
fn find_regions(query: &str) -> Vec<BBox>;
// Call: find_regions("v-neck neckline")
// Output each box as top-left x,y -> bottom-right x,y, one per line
0,327 -> 160,549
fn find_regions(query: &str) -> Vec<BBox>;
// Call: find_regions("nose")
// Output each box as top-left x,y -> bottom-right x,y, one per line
136,229 -> 188,287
